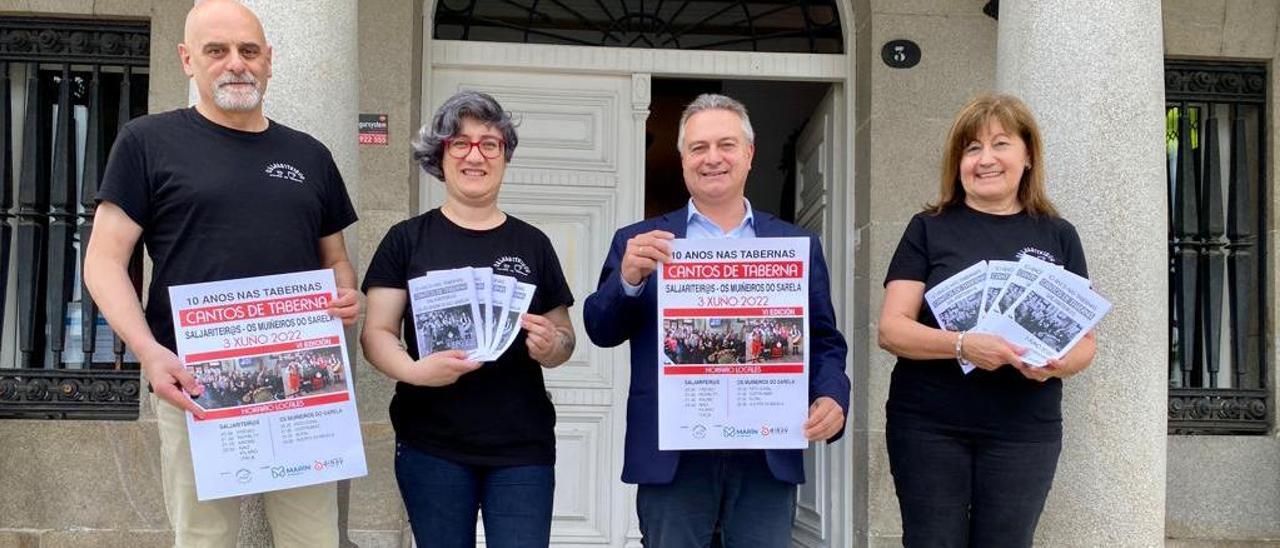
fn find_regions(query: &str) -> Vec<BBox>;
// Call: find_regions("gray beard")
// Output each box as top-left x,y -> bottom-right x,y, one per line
213,87 -> 262,112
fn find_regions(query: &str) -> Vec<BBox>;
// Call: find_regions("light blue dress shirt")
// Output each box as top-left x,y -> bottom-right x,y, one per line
685,197 -> 756,240
621,198 -> 756,295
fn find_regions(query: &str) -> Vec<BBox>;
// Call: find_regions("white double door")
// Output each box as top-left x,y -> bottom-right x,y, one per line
424,62 -> 846,548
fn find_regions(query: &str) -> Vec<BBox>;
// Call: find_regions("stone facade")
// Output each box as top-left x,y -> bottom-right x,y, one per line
1162,0 -> 1280,543
851,1 -> 1001,544
0,1 -> 187,546
0,0 -> 1277,546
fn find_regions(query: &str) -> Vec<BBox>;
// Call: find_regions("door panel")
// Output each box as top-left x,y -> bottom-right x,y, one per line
792,86 -> 841,548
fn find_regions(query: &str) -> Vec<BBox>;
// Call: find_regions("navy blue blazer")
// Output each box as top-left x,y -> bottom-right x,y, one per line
583,207 -> 851,485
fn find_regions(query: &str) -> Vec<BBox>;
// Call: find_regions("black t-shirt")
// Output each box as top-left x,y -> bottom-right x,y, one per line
883,204 -> 1088,442
97,108 -> 357,352
361,209 -> 575,466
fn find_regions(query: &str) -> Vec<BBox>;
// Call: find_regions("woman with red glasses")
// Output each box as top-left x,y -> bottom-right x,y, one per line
360,90 -> 575,547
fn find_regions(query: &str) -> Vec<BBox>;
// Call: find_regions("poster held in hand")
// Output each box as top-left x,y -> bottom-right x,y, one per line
657,237 -> 810,450
408,268 -> 483,358
406,268 -> 534,362
472,268 -> 494,354
924,261 -> 989,333
926,254 -> 1110,373
980,260 -> 1018,319
488,274 -> 516,351
973,269 -> 1110,366
488,281 -> 536,360
169,269 -> 368,501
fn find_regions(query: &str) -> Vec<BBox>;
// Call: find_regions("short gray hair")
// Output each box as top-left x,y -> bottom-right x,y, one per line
676,93 -> 755,152
412,90 -> 518,180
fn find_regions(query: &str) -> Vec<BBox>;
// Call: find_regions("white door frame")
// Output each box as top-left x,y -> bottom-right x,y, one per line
419,4 -> 859,547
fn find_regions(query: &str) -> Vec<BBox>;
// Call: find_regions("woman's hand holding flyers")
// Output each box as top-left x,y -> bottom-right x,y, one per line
522,306 -> 575,368
959,332 -> 1025,371
523,313 -> 558,364
405,349 -> 481,387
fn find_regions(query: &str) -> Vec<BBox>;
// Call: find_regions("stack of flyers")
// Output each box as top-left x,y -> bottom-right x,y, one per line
924,255 -> 1110,373
407,267 -> 535,362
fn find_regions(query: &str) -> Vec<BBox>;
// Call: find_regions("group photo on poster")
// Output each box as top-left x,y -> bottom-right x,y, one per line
414,306 -> 479,354
191,346 -> 347,411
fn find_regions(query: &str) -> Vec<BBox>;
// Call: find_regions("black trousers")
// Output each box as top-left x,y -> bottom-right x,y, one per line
887,426 -> 1062,548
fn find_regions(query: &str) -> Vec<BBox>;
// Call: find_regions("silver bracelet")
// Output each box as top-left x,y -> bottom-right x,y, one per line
955,330 -> 968,364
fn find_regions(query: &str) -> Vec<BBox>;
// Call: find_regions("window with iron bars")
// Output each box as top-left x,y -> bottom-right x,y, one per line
1165,60 -> 1271,434
0,17 -> 148,420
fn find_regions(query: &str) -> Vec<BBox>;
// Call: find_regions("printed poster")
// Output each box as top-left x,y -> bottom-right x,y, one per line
169,269 -> 368,501
406,268 -> 535,361
657,237 -> 810,450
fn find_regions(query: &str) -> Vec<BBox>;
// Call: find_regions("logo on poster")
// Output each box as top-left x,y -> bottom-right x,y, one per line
236,469 -> 253,483
721,426 -> 761,439
313,457 -> 345,471
269,464 -> 311,479
692,424 -> 707,439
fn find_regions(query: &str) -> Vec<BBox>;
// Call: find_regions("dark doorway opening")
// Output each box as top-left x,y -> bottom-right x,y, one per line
644,78 -> 830,222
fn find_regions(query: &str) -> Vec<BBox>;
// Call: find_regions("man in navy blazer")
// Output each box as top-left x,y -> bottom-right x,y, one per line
584,94 -> 851,546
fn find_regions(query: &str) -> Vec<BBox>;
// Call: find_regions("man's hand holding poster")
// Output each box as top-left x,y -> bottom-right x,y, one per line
169,269 -> 368,500
657,237 -> 810,450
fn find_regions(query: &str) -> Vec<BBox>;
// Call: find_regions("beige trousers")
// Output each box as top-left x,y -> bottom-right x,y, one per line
155,396 -> 338,547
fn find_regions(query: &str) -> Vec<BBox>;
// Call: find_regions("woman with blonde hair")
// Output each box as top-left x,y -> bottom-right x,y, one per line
877,93 -> 1098,547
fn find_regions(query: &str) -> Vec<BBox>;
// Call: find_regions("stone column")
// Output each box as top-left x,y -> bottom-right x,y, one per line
201,1 -> 360,546
245,0 -> 359,191
996,1 -> 1166,545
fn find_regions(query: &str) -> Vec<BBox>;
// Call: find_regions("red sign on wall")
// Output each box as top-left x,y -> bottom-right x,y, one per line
358,114 -> 388,145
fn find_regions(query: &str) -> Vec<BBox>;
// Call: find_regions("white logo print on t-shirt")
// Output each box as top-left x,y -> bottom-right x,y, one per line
264,163 -> 306,183
1018,246 -> 1058,264
493,255 -> 531,277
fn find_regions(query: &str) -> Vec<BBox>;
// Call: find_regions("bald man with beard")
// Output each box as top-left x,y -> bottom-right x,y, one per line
84,1 -> 358,545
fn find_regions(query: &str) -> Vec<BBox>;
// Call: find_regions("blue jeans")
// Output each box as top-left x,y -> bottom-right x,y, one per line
394,440 -> 554,548
636,451 -> 796,547
887,427 -> 1061,548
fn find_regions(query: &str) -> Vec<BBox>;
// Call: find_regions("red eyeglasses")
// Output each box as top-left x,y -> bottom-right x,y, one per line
445,137 -> 506,159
